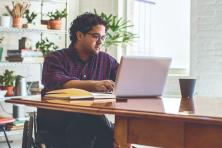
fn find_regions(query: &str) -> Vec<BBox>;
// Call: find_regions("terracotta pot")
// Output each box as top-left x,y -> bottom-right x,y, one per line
5,86 -> 14,96
49,19 -> 62,30
12,17 -> 23,28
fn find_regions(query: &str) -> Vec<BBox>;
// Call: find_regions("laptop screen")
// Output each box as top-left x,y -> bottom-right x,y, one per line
114,56 -> 171,98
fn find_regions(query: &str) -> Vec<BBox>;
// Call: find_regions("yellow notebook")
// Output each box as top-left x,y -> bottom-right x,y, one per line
45,88 -> 94,100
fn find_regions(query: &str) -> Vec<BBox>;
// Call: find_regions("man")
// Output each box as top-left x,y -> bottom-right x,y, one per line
37,12 -> 119,148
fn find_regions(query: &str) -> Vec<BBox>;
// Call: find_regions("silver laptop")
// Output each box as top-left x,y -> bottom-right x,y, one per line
93,56 -> 171,98
113,56 -> 171,98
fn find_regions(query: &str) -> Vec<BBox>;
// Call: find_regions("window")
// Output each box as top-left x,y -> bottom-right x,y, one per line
126,0 -> 190,74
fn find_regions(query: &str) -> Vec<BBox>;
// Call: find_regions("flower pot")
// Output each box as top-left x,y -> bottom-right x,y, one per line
1,16 -> 11,28
5,86 -> 14,96
12,17 -> 23,28
49,19 -> 62,30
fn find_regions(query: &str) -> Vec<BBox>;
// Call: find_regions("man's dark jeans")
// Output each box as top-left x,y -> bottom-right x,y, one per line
37,109 -> 114,148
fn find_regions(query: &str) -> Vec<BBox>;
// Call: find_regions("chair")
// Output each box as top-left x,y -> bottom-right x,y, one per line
22,112 -> 46,148
22,112 -> 71,148
0,117 -> 15,148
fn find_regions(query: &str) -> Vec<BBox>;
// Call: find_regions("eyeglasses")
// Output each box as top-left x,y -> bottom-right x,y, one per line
86,33 -> 106,42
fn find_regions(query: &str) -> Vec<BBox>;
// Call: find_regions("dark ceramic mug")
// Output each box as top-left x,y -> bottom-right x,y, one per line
179,78 -> 196,98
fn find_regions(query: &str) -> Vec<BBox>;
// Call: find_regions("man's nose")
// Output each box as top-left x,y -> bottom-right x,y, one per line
96,39 -> 102,44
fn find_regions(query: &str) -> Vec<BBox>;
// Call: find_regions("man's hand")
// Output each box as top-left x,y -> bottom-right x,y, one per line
94,80 -> 115,92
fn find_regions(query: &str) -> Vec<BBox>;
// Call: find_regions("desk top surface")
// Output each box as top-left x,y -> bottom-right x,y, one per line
5,96 -> 222,124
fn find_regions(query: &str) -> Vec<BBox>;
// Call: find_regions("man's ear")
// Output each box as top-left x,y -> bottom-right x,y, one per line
76,31 -> 84,41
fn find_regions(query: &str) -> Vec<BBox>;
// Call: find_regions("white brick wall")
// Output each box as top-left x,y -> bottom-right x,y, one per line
189,0 -> 222,97
155,0 -> 222,97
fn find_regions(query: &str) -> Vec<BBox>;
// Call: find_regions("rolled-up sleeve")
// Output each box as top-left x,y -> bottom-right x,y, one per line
42,53 -> 79,92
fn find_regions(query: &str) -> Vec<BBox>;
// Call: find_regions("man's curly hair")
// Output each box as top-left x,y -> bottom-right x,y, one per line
69,12 -> 107,43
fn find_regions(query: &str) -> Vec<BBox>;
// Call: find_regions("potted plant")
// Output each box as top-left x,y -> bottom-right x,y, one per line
3,69 -> 16,96
94,10 -> 137,51
1,13 -> 11,28
36,38 -> 58,56
23,9 -> 37,28
47,8 -> 67,30
5,2 -> 30,28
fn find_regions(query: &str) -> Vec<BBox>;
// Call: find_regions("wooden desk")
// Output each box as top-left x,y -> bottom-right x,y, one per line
5,97 -> 222,148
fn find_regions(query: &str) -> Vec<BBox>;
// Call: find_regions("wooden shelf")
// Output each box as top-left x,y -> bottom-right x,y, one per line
0,26 -> 67,35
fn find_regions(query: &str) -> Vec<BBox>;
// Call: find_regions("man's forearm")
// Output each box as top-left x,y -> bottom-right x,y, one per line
62,80 -> 97,91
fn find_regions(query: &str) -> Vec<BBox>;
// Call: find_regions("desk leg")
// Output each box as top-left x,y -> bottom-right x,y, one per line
114,116 -> 131,148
